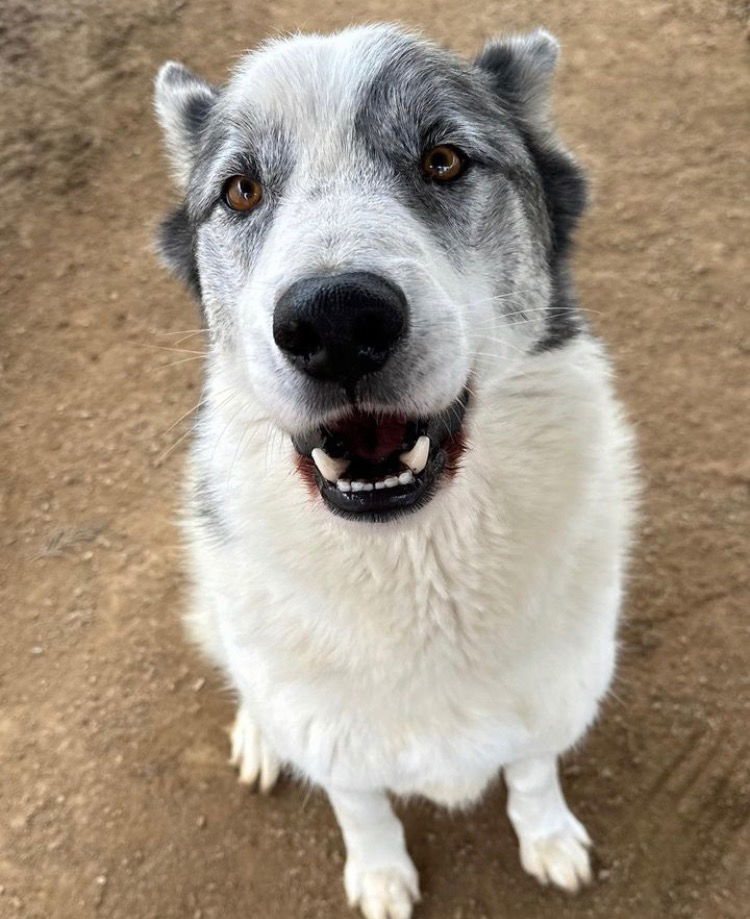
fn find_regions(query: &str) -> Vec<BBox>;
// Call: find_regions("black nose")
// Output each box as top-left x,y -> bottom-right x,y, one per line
273,272 -> 408,386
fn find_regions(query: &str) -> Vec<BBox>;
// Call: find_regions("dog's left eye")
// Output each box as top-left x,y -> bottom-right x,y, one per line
421,145 -> 466,182
222,175 -> 263,212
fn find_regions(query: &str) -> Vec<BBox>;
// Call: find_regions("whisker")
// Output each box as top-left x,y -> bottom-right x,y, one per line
164,330 -> 208,346
153,425 -> 194,468
154,328 -> 206,337
148,345 -> 209,356
153,390 -> 235,467
161,396 -> 209,437
159,355 -> 208,369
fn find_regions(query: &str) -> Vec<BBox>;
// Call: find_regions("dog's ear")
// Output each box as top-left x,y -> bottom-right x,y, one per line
475,29 -> 559,133
477,30 -> 586,263
154,61 -> 218,187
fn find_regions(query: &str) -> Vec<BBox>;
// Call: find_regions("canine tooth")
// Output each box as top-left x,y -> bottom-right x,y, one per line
399,435 -> 430,474
351,481 -> 366,492
311,447 -> 349,483
398,470 -> 414,485
384,476 -> 399,488
336,480 -> 351,492
375,481 -> 386,490
362,483 -> 374,492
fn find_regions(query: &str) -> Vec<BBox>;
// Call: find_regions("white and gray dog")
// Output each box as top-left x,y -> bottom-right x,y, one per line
154,24 -> 635,919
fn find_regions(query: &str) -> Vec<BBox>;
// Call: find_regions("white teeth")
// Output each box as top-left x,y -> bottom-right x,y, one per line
311,447 -> 349,483
338,475 -> 414,493
399,435 -> 430,474
325,435 -> 427,497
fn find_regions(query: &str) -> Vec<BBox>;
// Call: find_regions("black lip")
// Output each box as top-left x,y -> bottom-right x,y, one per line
294,388 -> 469,523
316,444 -> 447,522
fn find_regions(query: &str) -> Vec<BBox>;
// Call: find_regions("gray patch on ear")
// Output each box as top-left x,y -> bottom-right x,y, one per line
475,29 -> 560,132
476,30 -> 587,353
154,61 -> 219,187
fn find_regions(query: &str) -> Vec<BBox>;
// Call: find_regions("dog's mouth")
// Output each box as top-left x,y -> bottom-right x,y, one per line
292,388 -> 469,521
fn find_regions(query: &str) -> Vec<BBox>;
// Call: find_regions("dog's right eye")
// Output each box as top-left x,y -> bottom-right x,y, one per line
222,175 -> 263,212
421,145 -> 466,183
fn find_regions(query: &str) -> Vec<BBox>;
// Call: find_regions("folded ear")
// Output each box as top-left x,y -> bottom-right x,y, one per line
475,28 -> 560,132
154,61 -> 218,187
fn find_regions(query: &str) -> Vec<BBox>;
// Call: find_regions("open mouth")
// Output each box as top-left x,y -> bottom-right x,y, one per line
292,389 -> 469,521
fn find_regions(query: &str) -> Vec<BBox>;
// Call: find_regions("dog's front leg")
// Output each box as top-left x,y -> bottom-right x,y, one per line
505,754 -> 593,892
327,786 -> 419,919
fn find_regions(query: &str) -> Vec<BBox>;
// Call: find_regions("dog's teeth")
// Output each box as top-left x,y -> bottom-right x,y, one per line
399,435 -> 430,474
343,475 -> 408,493
311,447 -> 349,483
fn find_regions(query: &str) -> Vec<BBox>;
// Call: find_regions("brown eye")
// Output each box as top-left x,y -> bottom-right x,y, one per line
421,145 -> 465,182
223,175 -> 263,211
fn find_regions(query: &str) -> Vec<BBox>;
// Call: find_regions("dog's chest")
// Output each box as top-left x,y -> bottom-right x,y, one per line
219,523 -> 561,799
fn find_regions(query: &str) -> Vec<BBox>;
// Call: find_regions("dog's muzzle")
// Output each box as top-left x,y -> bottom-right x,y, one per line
292,388 -> 469,522
274,271 -> 468,520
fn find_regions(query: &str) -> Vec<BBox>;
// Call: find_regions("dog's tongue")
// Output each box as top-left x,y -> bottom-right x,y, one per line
328,411 -> 408,461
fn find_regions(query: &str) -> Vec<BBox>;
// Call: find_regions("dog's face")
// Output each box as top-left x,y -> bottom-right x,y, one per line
155,25 -> 585,521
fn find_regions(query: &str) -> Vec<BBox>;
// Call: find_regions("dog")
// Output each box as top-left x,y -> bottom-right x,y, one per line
154,24 -> 635,919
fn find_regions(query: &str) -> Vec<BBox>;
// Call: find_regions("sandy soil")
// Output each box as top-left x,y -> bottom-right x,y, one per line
1,1 -> 748,917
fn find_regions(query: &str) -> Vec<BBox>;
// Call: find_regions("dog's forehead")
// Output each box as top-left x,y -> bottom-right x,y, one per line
222,26 -> 453,130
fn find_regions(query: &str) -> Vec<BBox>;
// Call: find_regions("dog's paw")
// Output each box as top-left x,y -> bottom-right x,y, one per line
517,815 -> 592,893
344,860 -> 420,919
228,705 -> 280,793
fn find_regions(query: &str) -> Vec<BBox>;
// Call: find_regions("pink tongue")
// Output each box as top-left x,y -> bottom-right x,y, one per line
329,411 -> 407,461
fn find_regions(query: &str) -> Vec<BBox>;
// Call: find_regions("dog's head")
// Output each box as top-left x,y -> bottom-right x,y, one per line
155,25 -> 586,522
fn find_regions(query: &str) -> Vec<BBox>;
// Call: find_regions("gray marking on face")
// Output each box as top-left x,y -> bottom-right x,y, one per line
352,38 -> 533,255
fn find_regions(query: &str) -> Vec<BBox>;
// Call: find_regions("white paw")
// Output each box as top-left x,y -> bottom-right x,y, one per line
344,860 -> 420,919
228,705 -> 280,793
517,814 -> 592,893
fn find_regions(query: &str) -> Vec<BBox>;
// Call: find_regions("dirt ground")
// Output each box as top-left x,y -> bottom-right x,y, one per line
1,1 -> 748,917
